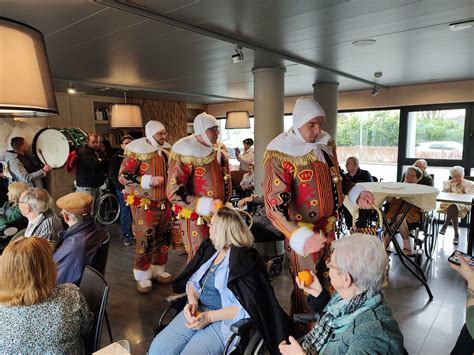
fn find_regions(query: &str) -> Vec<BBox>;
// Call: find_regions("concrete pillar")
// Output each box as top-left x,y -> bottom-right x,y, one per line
252,67 -> 285,195
313,82 -> 339,138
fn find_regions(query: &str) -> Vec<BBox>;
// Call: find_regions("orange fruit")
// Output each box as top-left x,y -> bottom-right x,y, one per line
298,270 -> 313,287
193,311 -> 201,317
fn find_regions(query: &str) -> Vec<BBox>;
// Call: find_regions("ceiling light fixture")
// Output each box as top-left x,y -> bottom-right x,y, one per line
67,82 -> 77,94
110,90 -> 143,128
352,39 -> 376,47
0,18 -> 58,118
231,45 -> 244,64
225,100 -> 250,129
449,19 -> 474,31
370,71 -> 382,97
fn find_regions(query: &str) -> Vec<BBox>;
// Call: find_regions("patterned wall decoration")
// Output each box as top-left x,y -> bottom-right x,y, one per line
129,98 -> 187,145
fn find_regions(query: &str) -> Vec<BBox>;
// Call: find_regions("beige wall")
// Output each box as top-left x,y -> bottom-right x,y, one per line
206,80 -> 474,116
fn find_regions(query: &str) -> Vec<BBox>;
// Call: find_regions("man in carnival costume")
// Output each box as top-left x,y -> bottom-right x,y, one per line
167,113 -> 232,262
119,121 -> 173,294
264,97 -> 375,314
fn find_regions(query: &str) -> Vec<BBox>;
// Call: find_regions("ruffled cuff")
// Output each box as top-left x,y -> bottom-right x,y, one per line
140,175 -> 152,189
196,197 -> 213,217
289,227 -> 314,256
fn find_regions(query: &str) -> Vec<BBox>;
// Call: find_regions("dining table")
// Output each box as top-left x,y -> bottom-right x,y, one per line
345,182 -> 439,299
436,192 -> 474,255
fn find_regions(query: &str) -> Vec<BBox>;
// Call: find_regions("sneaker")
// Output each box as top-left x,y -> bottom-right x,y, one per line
453,236 -> 459,245
122,235 -> 134,246
439,226 -> 447,235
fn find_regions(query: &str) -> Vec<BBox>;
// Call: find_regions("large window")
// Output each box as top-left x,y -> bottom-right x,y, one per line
336,110 -> 400,182
217,117 -> 254,169
405,109 -> 466,160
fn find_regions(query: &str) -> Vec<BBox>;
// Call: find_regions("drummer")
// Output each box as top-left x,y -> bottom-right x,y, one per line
4,137 -> 51,188
75,132 -> 108,215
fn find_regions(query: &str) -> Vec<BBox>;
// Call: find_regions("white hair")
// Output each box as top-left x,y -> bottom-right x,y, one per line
21,188 -> 52,214
331,234 -> 388,295
449,166 -> 464,178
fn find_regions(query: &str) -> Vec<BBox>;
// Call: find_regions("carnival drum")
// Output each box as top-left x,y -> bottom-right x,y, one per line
33,127 -> 87,168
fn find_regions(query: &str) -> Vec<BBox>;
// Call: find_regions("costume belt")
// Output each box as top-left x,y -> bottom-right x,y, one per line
172,204 -> 204,222
297,212 -> 338,236
124,193 -> 167,210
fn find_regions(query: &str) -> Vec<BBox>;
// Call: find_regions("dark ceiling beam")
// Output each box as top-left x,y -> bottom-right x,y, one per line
54,77 -> 253,101
94,0 -> 389,89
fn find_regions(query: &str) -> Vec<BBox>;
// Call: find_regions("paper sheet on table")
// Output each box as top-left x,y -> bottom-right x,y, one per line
344,182 -> 439,215
93,342 -> 130,355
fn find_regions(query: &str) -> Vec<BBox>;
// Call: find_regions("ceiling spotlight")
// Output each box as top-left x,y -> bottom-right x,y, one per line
231,46 -> 244,64
371,86 -> 379,97
449,19 -> 474,31
67,82 -> 77,94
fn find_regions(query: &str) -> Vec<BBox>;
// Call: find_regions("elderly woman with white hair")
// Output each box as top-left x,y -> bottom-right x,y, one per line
149,207 -> 291,355
439,166 -> 474,244
280,234 -> 404,355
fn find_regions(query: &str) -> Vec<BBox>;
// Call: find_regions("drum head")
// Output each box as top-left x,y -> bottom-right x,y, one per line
34,129 -> 71,168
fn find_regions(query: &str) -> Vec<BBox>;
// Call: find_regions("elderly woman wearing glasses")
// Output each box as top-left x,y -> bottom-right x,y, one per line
279,234 -> 404,355
149,207 -> 291,355
0,182 -> 29,232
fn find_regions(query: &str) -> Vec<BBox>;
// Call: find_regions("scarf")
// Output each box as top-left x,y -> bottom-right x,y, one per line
302,291 -> 383,354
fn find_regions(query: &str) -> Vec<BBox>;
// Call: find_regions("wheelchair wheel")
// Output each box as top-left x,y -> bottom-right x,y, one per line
424,215 -> 438,258
266,258 -> 283,279
243,331 -> 266,355
96,192 -> 120,225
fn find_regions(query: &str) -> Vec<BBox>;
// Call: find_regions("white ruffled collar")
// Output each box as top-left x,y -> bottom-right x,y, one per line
125,137 -> 171,156
267,129 -> 333,161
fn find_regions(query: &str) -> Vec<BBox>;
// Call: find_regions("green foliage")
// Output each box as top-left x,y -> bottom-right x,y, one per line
336,110 -> 465,147
336,110 -> 400,146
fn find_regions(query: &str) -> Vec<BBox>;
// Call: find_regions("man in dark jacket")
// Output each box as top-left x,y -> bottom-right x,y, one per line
53,192 -> 108,284
342,156 -> 374,228
0,163 -> 9,207
173,239 -> 292,355
109,135 -> 134,246
75,132 -> 108,215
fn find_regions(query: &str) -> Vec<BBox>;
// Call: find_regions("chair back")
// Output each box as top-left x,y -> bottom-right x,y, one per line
80,266 -> 109,354
372,175 -> 379,182
91,232 -> 110,276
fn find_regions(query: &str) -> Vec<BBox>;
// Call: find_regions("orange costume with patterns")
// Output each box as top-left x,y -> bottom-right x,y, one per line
167,113 -> 232,262
118,121 -> 172,293
264,98 -> 360,315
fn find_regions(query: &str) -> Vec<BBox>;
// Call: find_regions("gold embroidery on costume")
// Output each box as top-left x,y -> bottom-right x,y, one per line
170,151 -> 216,166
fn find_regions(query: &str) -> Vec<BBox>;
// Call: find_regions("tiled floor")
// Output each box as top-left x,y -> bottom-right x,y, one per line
103,224 -> 469,354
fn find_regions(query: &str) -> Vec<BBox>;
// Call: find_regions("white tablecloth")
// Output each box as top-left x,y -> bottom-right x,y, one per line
345,182 -> 439,214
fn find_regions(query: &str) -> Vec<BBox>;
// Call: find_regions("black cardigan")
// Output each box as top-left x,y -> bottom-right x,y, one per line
173,239 -> 292,355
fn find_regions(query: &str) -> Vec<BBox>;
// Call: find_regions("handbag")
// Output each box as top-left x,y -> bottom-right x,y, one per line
349,205 -> 384,241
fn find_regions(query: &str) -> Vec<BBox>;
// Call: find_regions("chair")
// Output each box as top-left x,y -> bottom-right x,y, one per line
80,266 -> 110,354
90,232 -> 113,343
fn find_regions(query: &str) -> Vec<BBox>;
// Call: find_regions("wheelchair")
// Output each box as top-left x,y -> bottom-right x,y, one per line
409,210 -> 439,265
95,179 -> 120,226
153,293 -> 268,354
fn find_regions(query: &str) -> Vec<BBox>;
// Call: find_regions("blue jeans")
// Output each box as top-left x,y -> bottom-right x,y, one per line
116,189 -> 132,238
148,311 -> 226,355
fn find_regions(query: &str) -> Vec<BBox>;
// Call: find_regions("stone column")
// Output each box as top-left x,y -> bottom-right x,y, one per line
252,67 -> 285,195
313,82 -> 339,138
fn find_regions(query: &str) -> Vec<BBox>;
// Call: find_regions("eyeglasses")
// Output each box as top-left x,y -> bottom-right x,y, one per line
325,257 -> 339,271
18,200 -> 28,206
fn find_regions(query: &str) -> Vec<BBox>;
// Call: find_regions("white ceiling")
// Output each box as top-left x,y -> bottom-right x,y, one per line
2,0 -> 473,103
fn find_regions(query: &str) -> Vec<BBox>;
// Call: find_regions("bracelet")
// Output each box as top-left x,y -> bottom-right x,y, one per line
468,288 -> 474,301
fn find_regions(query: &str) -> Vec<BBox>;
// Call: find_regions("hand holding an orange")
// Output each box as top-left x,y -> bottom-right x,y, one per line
297,270 -> 314,287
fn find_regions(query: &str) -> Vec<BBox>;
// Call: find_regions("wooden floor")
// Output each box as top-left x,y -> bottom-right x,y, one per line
102,223 -> 468,354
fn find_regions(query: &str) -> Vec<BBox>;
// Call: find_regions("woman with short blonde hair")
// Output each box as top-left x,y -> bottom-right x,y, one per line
0,237 -> 92,353
150,207 -> 290,354
209,207 -> 254,250
0,181 -> 29,231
